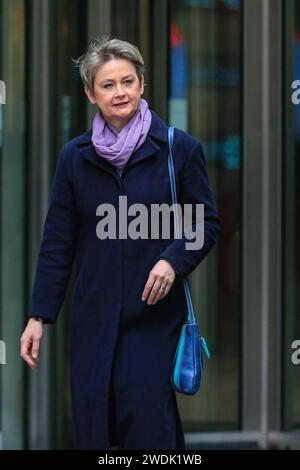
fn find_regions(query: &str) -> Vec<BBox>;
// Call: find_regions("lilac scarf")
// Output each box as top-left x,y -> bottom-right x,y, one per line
91,98 -> 152,175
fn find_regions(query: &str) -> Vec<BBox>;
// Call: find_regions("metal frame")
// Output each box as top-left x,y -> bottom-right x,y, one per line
152,0 -> 169,120
242,0 -> 283,448
86,0 -> 111,127
27,0 -> 54,450
282,0 -> 296,432
185,431 -> 300,450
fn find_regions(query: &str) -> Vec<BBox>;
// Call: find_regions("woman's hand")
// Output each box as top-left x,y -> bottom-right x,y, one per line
142,259 -> 176,305
20,318 -> 44,369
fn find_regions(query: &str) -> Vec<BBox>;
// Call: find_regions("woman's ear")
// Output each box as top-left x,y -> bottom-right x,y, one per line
85,86 -> 96,105
140,75 -> 145,96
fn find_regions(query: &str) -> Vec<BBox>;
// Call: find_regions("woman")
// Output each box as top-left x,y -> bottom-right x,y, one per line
20,37 -> 220,450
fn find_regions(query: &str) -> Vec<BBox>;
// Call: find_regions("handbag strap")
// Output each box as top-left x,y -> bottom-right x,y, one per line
167,126 -> 196,325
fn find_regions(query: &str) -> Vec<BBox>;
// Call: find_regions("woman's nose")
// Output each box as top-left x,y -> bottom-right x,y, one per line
114,84 -> 126,96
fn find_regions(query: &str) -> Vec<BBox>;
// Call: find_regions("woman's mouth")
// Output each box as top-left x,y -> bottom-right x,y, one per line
114,102 -> 129,107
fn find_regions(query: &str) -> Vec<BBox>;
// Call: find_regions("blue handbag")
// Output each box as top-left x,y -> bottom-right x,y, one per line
167,127 -> 210,395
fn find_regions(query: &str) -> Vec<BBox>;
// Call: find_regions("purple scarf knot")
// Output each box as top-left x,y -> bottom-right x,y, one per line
92,98 -> 152,175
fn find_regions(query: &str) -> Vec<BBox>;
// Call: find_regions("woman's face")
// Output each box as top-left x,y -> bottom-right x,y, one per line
85,58 -> 144,132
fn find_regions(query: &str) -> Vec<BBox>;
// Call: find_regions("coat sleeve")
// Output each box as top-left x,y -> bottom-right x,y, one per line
155,140 -> 221,278
28,145 -> 79,324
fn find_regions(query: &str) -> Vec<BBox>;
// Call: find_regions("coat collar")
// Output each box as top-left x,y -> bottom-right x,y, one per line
76,110 -> 168,178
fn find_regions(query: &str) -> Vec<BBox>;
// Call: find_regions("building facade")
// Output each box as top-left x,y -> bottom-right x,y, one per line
0,0 -> 299,449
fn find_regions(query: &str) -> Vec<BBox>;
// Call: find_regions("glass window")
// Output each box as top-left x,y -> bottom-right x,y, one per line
111,0 -> 139,42
48,0 -> 88,448
169,0 -> 241,430
0,0 -> 26,449
25,0 -> 87,449
111,0 -> 152,104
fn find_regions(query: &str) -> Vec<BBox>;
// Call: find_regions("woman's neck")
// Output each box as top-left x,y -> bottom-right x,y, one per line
106,118 -> 129,133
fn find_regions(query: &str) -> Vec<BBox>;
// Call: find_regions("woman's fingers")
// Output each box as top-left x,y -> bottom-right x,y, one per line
31,338 -> 40,360
20,319 -> 43,369
141,274 -> 154,302
141,259 -> 176,305
150,280 -> 170,305
146,279 -> 165,305
20,337 -> 36,369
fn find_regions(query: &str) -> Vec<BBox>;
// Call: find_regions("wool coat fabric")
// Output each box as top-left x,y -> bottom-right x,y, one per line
29,109 -> 220,450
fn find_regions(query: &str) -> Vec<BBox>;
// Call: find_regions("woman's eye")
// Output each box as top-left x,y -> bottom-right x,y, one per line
103,80 -> 133,89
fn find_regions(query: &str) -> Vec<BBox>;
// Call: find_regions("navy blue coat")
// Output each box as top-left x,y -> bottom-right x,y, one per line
29,110 -> 220,450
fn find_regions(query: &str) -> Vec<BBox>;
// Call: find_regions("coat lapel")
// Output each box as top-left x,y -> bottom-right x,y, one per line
76,110 -> 168,178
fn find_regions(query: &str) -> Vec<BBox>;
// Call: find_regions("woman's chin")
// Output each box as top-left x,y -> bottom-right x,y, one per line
113,107 -> 136,120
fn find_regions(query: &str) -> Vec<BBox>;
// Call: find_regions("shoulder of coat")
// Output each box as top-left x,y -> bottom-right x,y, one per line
172,127 -> 201,148
61,129 -> 92,153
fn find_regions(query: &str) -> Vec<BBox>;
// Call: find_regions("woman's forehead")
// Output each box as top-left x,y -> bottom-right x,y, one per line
96,59 -> 136,79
